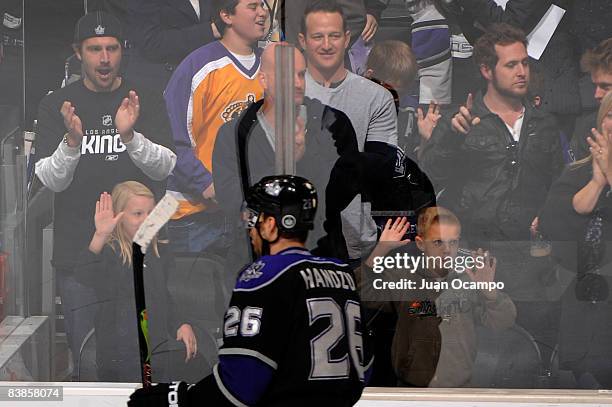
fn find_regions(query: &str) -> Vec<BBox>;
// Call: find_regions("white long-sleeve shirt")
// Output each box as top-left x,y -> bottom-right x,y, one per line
35,131 -> 175,192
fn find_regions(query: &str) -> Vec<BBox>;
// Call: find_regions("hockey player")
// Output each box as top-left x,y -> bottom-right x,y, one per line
128,175 -> 372,406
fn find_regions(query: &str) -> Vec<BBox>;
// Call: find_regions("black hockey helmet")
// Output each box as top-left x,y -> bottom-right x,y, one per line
243,175 -> 317,233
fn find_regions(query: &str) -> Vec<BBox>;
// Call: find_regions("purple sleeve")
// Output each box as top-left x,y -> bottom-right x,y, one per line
215,355 -> 275,405
164,61 -> 212,197
411,25 -> 450,66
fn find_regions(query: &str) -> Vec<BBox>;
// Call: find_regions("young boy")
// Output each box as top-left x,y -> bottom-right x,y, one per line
364,40 -> 440,160
362,207 -> 516,387
164,0 -> 266,253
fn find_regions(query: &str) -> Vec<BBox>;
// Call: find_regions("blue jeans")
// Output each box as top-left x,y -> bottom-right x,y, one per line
56,270 -> 99,380
168,211 -> 230,254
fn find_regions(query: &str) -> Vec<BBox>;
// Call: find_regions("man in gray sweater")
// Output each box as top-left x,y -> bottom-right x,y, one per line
298,0 -> 398,262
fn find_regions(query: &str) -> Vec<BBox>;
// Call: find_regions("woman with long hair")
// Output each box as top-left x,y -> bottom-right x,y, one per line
570,93 -> 612,214
541,93 -> 612,245
539,92 -> 612,388
76,181 -> 197,382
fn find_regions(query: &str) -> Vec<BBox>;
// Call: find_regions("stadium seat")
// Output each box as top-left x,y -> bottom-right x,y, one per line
77,328 -> 97,381
471,324 -> 545,388
165,253 -> 230,382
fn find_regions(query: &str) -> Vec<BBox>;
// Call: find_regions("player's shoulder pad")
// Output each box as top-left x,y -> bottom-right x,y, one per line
234,249 -> 348,292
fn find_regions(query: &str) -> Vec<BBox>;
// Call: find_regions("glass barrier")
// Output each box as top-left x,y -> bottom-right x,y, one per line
360,207 -> 612,388
1,0 -> 611,402
0,158 -> 27,320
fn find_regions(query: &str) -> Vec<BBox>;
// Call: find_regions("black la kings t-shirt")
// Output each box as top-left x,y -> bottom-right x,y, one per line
35,79 -> 174,271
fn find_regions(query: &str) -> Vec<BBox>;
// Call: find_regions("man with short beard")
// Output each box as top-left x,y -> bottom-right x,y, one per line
420,23 -> 564,308
421,23 -> 564,247
34,11 -> 176,379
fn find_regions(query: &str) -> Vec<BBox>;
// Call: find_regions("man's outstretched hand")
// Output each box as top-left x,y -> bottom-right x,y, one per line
60,101 -> 84,147
451,93 -> 481,135
116,90 -> 141,143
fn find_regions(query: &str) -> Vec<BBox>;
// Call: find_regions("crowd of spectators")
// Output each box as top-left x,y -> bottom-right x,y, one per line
9,0 -> 612,390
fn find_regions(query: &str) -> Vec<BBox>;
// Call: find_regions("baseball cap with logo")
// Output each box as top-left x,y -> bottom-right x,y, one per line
74,11 -> 122,44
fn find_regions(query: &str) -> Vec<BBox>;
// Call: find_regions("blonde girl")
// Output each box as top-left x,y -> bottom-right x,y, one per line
78,181 -> 197,381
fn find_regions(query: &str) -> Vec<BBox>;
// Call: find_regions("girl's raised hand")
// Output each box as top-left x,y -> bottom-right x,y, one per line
94,192 -> 124,238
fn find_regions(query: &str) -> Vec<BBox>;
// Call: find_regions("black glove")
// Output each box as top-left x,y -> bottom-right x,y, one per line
128,381 -> 188,407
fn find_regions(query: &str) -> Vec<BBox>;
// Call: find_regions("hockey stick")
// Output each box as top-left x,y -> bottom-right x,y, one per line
132,193 -> 179,387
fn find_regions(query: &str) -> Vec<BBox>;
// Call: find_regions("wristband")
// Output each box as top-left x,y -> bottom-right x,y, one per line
63,132 -> 82,148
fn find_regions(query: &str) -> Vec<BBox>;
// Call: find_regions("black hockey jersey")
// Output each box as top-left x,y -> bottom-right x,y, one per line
188,247 -> 372,406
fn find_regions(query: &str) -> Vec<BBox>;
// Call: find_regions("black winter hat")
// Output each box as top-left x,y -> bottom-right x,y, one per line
74,11 -> 122,43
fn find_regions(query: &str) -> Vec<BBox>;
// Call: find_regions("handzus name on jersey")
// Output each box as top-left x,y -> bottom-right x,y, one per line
300,267 -> 356,291
81,134 -> 127,155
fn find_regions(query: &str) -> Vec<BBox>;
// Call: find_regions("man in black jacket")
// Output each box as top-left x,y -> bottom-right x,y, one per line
122,0 -> 216,92
213,43 -> 361,269
452,0 -> 580,124
420,23 -> 565,367
420,24 -> 564,297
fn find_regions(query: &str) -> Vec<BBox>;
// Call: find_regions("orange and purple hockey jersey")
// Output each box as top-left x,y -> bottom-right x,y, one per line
164,41 -> 263,219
